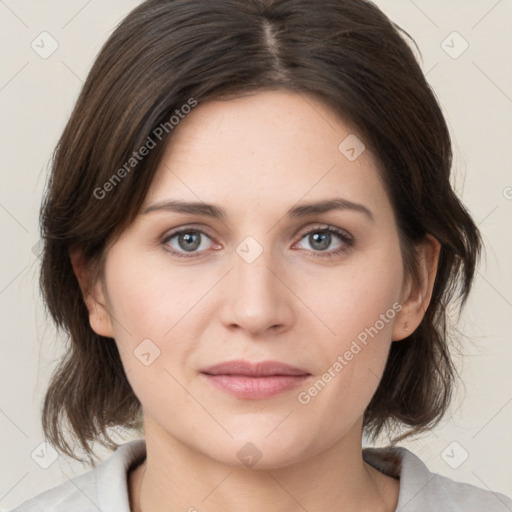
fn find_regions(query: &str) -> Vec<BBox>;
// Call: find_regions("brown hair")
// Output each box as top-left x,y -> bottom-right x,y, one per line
40,0 -> 482,464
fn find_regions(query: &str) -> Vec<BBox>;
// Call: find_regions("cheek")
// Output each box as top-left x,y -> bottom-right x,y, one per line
105,251 -> 195,335
308,239 -> 404,346
296,241 -> 403,414
102,257 -> 194,408
102,250 -> 219,392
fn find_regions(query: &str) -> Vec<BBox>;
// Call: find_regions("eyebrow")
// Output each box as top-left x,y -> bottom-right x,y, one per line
142,197 -> 374,222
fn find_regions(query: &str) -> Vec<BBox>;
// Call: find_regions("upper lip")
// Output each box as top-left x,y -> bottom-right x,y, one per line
201,360 -> 310,377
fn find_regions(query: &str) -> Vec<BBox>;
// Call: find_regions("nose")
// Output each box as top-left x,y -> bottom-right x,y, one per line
219,244 -> 295,336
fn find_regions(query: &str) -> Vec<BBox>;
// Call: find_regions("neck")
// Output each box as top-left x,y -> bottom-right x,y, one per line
129,416 -> 399,512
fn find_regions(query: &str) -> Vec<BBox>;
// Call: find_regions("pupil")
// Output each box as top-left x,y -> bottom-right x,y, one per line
180,232 -> 200,251
311,232 -> 330,250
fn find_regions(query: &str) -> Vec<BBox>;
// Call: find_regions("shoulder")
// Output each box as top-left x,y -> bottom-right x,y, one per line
8,439 -> 146,512
363,446 -> 512,512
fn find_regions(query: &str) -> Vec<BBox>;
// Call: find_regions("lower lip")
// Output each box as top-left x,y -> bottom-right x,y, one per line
202,374 -> 310,399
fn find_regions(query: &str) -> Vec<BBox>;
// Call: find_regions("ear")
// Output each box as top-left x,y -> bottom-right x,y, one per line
392,234 -> 441,341
69,248 -> 114,338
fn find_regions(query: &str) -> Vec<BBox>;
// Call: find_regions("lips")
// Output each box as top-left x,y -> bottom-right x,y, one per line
201,360 -> 310,377
200,360 -> 311,399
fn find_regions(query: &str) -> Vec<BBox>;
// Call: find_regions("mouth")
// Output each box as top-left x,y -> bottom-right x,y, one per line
200,360 -> 311,400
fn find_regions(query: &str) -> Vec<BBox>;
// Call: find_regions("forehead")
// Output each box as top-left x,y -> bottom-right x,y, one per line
144,89 -> 390,220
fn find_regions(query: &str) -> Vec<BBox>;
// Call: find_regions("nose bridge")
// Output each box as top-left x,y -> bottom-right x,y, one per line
222,234 -> 291,333
234,235 -> 281,301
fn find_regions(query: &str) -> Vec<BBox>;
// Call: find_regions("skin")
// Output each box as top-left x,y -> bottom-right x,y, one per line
72,89 -> 440,512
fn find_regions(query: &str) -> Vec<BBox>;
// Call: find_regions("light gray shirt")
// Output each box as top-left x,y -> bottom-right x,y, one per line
9,439 -> 512,511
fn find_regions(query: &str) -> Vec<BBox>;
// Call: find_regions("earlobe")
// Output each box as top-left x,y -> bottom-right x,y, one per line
69,248 -> 114,338
87,294 -> 115,338
392,235 -> 441,341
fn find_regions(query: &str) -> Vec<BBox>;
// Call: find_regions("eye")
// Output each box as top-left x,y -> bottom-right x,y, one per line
294,226 -> 354,259
161,225 -> 354,259
162,228 -> 217,258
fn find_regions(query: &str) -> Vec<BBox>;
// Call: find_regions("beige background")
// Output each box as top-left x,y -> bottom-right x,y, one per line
1,0 -> 511,509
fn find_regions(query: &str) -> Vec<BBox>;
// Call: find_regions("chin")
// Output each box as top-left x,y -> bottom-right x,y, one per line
199,431 -> 312,470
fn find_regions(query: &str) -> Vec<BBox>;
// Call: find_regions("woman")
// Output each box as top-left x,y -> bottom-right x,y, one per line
10,0 -> 512,511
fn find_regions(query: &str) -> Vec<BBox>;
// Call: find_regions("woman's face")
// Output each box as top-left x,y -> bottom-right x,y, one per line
89,89 -> 419,468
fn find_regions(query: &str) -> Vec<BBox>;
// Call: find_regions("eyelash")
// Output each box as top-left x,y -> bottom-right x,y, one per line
161,225 -> 354,260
